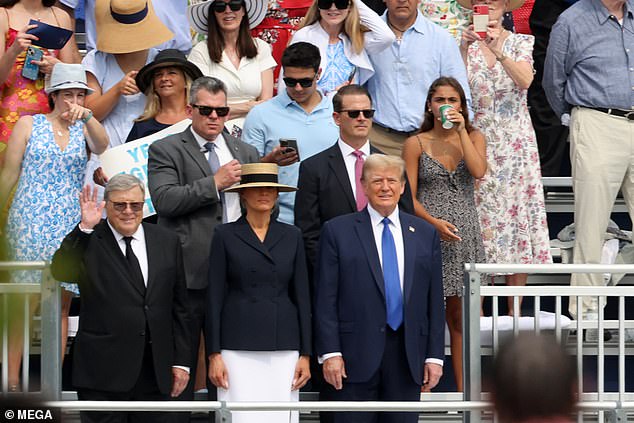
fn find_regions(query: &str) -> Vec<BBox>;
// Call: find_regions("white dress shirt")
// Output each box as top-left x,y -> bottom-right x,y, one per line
337,139 -> 371,202
107,221 -> 148,286
191,130 -> 241,222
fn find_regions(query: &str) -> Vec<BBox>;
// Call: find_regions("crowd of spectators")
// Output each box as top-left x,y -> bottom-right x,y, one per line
1,0 -> 632,421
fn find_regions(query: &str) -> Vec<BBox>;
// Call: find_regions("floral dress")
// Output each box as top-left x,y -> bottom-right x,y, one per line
0,28 -> 59,166
6,114 -> 87,294
467,33 -> 552,267
420,0 -> 471,44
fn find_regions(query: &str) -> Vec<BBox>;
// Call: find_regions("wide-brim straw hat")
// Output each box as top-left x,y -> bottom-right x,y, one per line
457,0 -> 525,11
45,63 -> 94,94
135,49 -> 203,93
224,163 -> 297,192
188,0 -> 267,32
95,0 -> 174,54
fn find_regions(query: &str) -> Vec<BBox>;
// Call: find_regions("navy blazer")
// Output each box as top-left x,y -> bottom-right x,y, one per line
206,217 -> 312,355
314,209 -> 444,385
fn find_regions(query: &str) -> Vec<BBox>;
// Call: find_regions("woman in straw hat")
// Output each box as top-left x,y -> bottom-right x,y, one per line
207,163 -> 311,423
459,0 -> 551,314
187,0 -> 276,137
0,62 -> 108,392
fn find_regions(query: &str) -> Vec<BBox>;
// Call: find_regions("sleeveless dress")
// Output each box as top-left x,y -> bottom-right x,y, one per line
6,114 -> 87,294
0,8 -> 61,165
417,151 -> 485,297
467,33 -> 552,267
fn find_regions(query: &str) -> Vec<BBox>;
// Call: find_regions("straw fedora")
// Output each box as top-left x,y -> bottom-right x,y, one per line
224,163 -> 297,192
456,0 -> 525,11
188,0 -> 268,32
45,63 -> 94,95
95,0 -> 174,54
135,49 -> 204,93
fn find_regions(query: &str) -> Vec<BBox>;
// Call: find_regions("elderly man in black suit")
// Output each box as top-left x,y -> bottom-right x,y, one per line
147,76 -> 260,410
51,174 -> 190,423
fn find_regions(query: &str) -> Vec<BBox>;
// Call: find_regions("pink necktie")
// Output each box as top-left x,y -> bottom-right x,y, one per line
352,150 -> 367,211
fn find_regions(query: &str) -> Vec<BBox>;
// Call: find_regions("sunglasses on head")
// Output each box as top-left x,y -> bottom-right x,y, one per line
339,109 -> 375,118
192,104 -> 231,117
282,76 -> 316,88
212,0 -> 243,13
110,201 -> 144,212
318,0 -> 350,9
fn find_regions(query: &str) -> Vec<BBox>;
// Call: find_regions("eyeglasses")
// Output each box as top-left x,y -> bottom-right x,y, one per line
110,201 -> 144,212
282,75 -> 316,88
212,0 -> 243,13
338,109 -> 375,118
192,104 -> 231,117
318,0 -> 350,9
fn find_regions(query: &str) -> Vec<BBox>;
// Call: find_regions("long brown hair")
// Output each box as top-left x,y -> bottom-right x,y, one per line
206,2 -> 257,64
420,76 -> 473,133
299,0 -> 369,55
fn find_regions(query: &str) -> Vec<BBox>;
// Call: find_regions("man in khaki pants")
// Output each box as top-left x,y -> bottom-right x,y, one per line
543,0 -> 634,324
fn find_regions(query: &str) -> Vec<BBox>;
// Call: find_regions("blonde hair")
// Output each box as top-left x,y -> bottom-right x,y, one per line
299,0 -> 369,55
136,68 -> 193,122
361,154 -> 406,182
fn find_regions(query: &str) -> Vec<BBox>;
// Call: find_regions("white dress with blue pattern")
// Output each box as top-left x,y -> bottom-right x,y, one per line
317,41 -> 355,96
6,114 -> 87,294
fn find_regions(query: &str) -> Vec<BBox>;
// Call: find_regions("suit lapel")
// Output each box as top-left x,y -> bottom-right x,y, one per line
225,133 -> 246,163
233,218 -> 275,263
143,223 -> 157,298
354,211 -> 385,298
400,212 -> 416,303
97,222 -> 146,297
181,127 -> 211,176
328,145 -> 356,211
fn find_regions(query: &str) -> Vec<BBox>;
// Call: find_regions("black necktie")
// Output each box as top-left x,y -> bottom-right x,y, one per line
123,236 -> 145,294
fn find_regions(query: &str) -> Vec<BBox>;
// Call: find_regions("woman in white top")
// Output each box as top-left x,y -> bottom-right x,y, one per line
188,0 -> 276,136
291,0 -> 394,95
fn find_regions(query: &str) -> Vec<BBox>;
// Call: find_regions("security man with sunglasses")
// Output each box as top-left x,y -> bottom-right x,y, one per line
242,42 -> 338,224
147,76 -> 259,418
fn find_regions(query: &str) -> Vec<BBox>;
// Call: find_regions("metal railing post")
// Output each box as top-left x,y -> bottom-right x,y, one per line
39,263 -> 61,401
215,401 -> 232,423
463,265 -> 482,423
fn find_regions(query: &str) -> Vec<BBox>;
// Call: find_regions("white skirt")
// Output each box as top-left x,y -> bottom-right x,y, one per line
218,350 -> 300,423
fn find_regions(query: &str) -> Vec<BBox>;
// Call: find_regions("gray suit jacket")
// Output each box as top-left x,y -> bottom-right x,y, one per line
148,126 -> 260,289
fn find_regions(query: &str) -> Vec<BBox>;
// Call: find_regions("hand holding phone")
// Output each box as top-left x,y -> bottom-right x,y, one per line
472,5 -> 489,39
279,138 -> 300,160
22,46 -> 43,80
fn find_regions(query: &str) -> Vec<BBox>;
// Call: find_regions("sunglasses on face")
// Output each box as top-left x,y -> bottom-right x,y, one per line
192,104 -> 231,117
110,201 -> 144,212
212,0 -> 243,13
282,76 -> 316,88
318,0 -> 349,9
339,109 -> 375,118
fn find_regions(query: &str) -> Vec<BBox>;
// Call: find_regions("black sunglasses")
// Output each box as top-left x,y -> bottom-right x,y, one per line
339,109 -> 375,118
282,76 -> 316,88
110,201 -> 144,212
318,0 -> 350,9
192,104 -> 230,117
212,0 -> 244,12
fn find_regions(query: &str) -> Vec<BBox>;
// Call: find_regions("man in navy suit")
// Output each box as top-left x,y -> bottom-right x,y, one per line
314,154 -> 445,423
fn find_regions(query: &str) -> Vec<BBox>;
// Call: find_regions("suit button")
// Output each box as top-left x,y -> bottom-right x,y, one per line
140,331 -> 145,336
144,305 -> 149,311
380,328 -> 385,333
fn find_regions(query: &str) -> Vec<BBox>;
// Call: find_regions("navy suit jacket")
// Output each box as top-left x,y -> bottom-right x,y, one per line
314,209 -> 444,385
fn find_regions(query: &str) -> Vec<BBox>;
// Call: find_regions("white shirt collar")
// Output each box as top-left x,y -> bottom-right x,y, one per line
367,203 -> 400,228
191,128 -> 227,152
107,220 -> 145,243
338,138 -> 371,158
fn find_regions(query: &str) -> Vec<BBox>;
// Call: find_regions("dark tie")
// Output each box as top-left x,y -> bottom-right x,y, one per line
381,217 -> 403,330
352,150 -> 367,211
204,141 -> 227,222
123,236 -> 146,293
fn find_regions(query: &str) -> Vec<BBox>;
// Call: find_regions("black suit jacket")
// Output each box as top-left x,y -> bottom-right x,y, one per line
51,221 -> 190,394
148,127 -> 260,290
314,210 -> 444,385
294,142 -> 415,275
206,217 -> 312,355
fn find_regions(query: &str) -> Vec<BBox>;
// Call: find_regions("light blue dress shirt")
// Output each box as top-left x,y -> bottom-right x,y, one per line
242,89 -> 339,224
543,0 -> 634,117
365,11 -> 472,133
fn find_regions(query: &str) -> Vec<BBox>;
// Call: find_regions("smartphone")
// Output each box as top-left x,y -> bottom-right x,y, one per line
22,46 -> 43,81
473,5 -> 489,39
279,138 -> 300,160
347,66 -> 357,84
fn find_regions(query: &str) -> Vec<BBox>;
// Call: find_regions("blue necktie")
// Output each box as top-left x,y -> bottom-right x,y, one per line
204,142 -> 227,223
381,217 -> 403,330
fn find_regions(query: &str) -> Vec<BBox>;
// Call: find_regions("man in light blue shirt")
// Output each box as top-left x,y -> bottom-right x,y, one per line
543,0 -> 634,320
242,42 -> 339,224
365,0 -> 471,156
